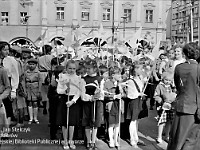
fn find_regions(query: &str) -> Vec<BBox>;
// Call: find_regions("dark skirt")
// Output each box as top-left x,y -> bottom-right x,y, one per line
56,94 -> 81,127
106,100 -> 124,125
82,100 -> 103,127
126,98 -> 142,121
3,97 -> 13,118
145,83 -> 157,98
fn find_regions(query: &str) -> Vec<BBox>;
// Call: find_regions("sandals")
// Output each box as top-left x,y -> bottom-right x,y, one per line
63,145 -> 70,150
69,143 -> 76,149
34,120 -> 39,124
130,141 -> 139,148
69,141 -> 76,149
28,120 -> 39,124
28,120 -> 33,124
86,143 -> 90,148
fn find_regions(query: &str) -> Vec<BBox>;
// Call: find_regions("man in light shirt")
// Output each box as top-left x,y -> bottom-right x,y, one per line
0,41 -> 19,127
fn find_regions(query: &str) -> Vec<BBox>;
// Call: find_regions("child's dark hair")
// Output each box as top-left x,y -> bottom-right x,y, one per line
109,66 -> 121,76
99,65 -> 108,76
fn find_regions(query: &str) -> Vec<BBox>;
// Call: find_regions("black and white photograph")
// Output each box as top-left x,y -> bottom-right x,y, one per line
0,0 -> 200,150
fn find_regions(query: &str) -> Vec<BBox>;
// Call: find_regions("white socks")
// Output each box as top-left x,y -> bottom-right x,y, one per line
33,107 -> 38,121
28,106 -> 33,121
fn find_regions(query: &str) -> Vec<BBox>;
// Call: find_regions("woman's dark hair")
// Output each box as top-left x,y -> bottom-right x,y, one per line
0,41 -> 10,51
42,45 -> 52,55
99,65 -> 108,76
182,42 -> 199,60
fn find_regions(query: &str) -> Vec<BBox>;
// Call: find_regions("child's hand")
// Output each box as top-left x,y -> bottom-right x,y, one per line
114,94 -> 121,99
139,92 -> 147,97
66,101 -> 74,107
154,97 -> 162,104
92,93 -> 100,101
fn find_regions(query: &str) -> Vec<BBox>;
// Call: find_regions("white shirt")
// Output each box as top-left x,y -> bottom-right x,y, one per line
126,76 -> 144,99
56,73 -> 82,103
173,58 -> 186,71
3,56 -> 19,93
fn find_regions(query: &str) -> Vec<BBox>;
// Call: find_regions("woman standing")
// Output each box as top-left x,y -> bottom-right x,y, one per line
56,59 -> 82,150
167,42 -> 200,150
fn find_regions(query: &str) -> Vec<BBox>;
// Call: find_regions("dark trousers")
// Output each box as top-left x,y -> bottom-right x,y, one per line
167,112 -> 195,150
48,86 -> 58,140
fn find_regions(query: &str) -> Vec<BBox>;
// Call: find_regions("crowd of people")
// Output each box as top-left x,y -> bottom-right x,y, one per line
0,40 -> 200,150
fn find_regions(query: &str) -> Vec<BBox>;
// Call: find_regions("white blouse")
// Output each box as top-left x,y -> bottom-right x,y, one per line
125,76 -> 144,99
56,73 -> 82,103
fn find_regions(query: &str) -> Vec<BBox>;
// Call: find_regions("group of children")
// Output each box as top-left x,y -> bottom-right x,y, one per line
40,50 -> 177,150
12,43 -> 178,150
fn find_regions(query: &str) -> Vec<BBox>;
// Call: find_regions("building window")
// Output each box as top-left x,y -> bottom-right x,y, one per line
182,11 -> 186,18
145,10 -> 153,23
81,8 -> 90,21
102,8 -> 110,21
194,20 -> 198,28
1,12 -> 8,25
194,7 -> 198,14
20,12 -> 27,24
175,13 -> 178,19
179,12 -> 181,18
124,9 -> 132,22
56,7 -> 64,20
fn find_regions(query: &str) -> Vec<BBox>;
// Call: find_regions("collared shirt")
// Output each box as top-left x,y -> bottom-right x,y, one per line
126,76 -> 144,99
56,73 -> 82,103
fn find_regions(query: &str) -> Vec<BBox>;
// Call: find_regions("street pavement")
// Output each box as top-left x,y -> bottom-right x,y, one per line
1,104 -> 168,150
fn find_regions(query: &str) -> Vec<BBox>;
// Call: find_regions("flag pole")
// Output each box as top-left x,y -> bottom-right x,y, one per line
190,2 -> 194,42
199,2 -> 200,46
